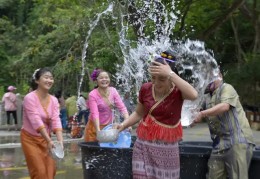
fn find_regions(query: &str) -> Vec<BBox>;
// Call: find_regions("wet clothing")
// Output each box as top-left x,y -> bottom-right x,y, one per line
205,83 -> 254,179
84,87 -> 128,142
134,82 -> 183,179
21,129 -> 56,179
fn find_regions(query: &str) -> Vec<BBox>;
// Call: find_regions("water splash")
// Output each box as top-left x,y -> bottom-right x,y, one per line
113,1 -> 219,126
115,0 -> 178,94
76,0 -> 219,126
77,4 -> 114,98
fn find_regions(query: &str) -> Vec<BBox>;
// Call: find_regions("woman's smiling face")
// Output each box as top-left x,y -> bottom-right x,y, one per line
36,72 -> 54,90
96,72 -> 110,88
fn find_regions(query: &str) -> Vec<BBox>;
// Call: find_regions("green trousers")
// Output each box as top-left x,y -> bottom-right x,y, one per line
207,143 -> 253,179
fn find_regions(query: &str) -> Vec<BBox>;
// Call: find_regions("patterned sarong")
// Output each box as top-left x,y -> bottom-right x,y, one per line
132,139 -> 180,179
20,129 -> 56,179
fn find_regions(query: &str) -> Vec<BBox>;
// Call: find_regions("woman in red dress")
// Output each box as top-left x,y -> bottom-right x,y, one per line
117,51 -> 198,179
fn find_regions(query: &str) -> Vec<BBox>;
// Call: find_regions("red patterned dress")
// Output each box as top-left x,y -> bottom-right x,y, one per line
133,82 -> 183,179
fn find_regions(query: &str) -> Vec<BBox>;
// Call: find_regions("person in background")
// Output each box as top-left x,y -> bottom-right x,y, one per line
84,68 -> 129,142
119,92 -> 134,123
20,68 -> 63,179
116,50 -> 198,179
194,71 -> 254,179
55,90 -> 67,130
1,86 -> 18,131
77,92 -> 89,125
65,94 -> 78,121
123,92 -> 134,114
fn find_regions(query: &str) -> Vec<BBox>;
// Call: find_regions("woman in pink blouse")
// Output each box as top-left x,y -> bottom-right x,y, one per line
84,69 -> 129,142
1,85 -> 18,130
21,68 -> 63,179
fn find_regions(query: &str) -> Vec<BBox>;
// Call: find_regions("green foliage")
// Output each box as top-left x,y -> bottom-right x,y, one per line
225,54 -> 260,105
0,0 -> 259,106
0,49 -> 11,85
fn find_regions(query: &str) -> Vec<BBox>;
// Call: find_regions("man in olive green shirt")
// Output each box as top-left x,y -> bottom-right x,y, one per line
195,73 -> 254,179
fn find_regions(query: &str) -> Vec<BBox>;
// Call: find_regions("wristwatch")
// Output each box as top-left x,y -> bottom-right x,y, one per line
169,71 -> 175,75
169,71 -> 175,78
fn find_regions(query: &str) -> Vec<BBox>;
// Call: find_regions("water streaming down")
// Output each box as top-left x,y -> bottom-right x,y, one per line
76,1 -> 220,125
75,0 -> 220,141
114,0 -> 219,126
79,3 -> 220,178
77,4 -> 113,98
74,2 -> 260,179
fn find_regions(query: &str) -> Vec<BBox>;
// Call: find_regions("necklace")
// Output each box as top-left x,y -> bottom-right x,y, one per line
152,85 -> 173,102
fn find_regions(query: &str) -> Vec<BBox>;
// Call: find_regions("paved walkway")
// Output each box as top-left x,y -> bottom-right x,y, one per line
182,122 -> 260,146
1,122 -> 260,145
1,123 -> 259,179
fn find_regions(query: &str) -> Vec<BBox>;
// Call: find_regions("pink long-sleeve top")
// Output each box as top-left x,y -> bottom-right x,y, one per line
88,87 -> 128,125
22,91 -> 62,136
1,92 -> 17,111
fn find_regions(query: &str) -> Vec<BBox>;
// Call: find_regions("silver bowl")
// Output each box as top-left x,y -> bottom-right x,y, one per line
96,129 -> 119,143
51,141 -> 64,159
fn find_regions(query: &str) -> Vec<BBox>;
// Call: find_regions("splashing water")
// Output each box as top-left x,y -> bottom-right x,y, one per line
77,1 -> 219,126
113,1 -> 219,126
77,4 -> 113,98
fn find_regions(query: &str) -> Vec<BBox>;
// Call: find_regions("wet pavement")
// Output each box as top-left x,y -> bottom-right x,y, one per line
0,129 -> 84,179
0,123 -> 260,178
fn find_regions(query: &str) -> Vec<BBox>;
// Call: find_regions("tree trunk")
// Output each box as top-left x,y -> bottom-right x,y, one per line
230,17 -> 246,65
239,0 -> 260,54
200,0 -> 246,40
178,0 -> 193,37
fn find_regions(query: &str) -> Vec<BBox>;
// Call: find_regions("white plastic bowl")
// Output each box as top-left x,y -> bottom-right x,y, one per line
51,141 -> 64,159
97,128 -> 119,143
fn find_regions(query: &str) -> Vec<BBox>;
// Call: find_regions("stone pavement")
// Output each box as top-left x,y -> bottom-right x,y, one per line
182,122 -> 260,146
1,122 -> 260,145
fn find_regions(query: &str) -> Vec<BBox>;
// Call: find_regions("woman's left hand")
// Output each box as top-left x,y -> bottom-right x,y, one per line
149,60 -> 172,77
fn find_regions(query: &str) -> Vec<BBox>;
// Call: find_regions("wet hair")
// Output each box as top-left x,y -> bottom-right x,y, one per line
153,50 -> 179,75
30,67 -> 53,90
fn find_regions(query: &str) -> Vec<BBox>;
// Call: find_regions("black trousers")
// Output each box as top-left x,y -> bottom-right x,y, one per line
6,111 -> 17,125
